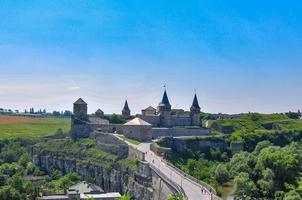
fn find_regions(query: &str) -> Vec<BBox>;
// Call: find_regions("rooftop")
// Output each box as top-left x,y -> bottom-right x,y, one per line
74,98 -> 87,105
68,181 -> 104,194
124,117 -> 151,126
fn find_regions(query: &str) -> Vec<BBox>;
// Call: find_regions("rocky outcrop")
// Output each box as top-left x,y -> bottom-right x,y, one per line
32,154 -> 153,200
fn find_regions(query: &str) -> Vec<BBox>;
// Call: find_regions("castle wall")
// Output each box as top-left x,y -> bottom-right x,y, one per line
128,146 -> 145,160
171,116 -> 191,126
137,115 -> 160,126
151,127 -> 210,139
87,124 -> 152,142
123,125 -> 152,142
92,132 -> 129,159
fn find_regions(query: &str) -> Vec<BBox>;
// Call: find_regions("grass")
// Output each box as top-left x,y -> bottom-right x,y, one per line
0,116 -> 71,138
34,139 -> 118,170
118,135 -> 141,145
209,113 -> 302,133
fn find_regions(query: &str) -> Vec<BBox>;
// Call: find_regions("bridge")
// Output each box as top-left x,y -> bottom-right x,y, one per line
115,134 -> 222,200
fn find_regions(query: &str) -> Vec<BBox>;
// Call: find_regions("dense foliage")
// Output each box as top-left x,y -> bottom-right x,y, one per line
169,139 -> 302,199
109,114 -> 126,124
0,138 -> 138,200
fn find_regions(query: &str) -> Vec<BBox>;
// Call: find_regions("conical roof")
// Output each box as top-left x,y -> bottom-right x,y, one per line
160,90 -> 171,106
191,94 -> 200,109
123,100 -> 130,111
124,117 -> 151,126
74,98 -> 87,105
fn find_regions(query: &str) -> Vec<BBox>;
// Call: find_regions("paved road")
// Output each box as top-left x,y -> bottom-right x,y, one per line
114,135 -> 217,200
137,143 -> 213,200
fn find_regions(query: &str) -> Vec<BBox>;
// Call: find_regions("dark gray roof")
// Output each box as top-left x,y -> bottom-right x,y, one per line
68,181 -> 104,194
123,100 -> 130,111
191,94 -> 200,109
160,90 -> 171,107
74,98 -> 87,105
96,109 -> 104,113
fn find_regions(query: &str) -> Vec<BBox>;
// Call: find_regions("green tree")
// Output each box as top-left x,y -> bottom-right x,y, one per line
254,140 -> 273,155
117,194 -> 134,200
167,193 -> 183,200
110,114 -> 126,124
234,172 -> 258,198
56,172 -> 80,191
274,191 -> 285,200
0,185 -> 21,200
9,175 -> 25,193
214,164 -> 229,184
284,190 -> 302,200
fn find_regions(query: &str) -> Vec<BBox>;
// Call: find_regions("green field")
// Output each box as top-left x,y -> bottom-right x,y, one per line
0,116 -> 71,138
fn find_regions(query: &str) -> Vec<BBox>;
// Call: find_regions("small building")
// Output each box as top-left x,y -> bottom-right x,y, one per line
123,117 -> 152,142
142,106 -> 156,116
95,109 -> 105,118
42,181 -> 121,200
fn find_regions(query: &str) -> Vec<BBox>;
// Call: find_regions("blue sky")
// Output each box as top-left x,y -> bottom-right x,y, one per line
0,0 -> 301,114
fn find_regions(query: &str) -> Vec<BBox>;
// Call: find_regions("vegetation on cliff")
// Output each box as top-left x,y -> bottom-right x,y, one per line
0,138 -> 81,199
0,137 -> 138,200
166,113 -> 302,199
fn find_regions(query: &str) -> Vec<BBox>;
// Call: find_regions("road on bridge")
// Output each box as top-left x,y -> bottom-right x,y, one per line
137,142 -> 213,200
114,134 -> 219,200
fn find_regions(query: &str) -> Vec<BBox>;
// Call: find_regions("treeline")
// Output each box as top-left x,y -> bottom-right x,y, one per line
0,139 -> 80,200
216,141 -> 302,199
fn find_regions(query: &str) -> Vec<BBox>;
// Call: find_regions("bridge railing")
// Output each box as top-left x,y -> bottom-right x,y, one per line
149,149 -> 223,200
149,164 -> 188,200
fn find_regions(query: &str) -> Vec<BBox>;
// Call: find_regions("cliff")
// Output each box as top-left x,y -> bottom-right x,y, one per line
31,139 -> 153,200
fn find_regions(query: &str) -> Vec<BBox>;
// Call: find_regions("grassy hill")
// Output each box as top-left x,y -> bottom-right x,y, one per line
206,113 -> 302,151
0,115 -> 70,138
207,113 -> 302,133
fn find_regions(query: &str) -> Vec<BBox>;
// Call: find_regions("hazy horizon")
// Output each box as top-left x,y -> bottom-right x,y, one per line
0,1 -> 301,114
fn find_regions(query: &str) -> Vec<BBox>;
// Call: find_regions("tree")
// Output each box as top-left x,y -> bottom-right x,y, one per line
234,172 -> 258,198
274,191 -> 285,200
117,194 -> 134,200
9,175 -> 25,193
56,172 -> 80,191
284,190 -> 302,200
254,140 -> 273,155
167,193 -> 183,200
214,164 -> 230,184
0,185 -> 21,200
110,114 -> 126,124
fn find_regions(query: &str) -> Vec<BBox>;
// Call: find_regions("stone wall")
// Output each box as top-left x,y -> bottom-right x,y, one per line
70,123 -> 92,139
123,125 -> 152,142
151,166 -> 182,200
150,143 -> 171,158
171,116 -> 191,126
157,137 -> 228,155
137,115 -> 160,127
128,146 -> 145,161
152,127 -> 210,139
92,132 -> 129,158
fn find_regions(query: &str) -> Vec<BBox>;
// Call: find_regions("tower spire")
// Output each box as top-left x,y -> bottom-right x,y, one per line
191,93 -> 200,110
122,99 -> 131,119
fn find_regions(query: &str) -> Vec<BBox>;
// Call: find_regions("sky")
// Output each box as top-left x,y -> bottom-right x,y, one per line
0,0 -> 301,114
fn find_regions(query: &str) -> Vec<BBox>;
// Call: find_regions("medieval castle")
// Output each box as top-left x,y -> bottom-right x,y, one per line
71,90 -> 210,141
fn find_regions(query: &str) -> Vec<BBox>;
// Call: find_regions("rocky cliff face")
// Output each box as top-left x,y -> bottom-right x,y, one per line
32,154 -> 153,200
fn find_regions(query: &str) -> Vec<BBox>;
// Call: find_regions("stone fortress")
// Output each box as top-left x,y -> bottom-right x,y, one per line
70,90 -> 210,142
